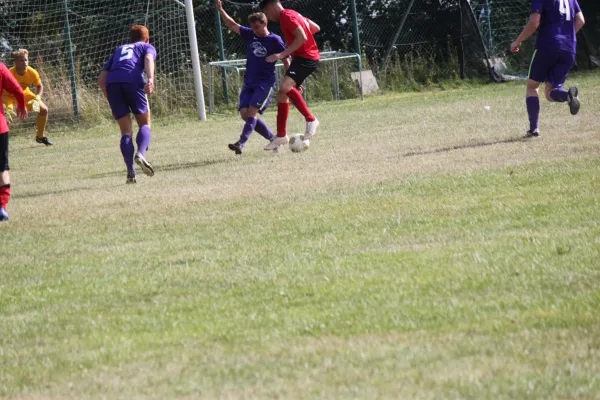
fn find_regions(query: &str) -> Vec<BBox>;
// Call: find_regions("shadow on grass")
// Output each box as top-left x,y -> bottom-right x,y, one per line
13,184 -> 120,200
159,157 -> 234,172
403,136 -> 527,157
87,157 -> 234,179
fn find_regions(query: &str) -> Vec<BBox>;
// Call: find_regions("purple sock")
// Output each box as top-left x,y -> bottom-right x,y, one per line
238,117 -> 257,146
526,96 -> 540,132
254,118 -> 275,141
136,125 -> 152,156
120,135 -> 135,172
550,88 -> 569,103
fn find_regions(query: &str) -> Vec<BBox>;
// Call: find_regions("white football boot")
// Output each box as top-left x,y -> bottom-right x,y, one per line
264,135 -> 289,151
304,118 -> 319,140
134,153 -> 155,177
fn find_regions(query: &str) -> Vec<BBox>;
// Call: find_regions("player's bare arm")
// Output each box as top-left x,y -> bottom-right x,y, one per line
35,83 -> 44,98
308,19 -> 320,34
575,12 -> 585,32
266,26 -> 307,62
144,53 -> 155,94
282,56 -> 291,73
511,13 -> 541,52
216,0 -> 241,35
98,70 -> 109,98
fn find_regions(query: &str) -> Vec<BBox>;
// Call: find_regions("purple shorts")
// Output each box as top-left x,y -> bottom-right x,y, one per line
238,84 -> 275,114
107,83 -> 148,120
528,49 -> 575,88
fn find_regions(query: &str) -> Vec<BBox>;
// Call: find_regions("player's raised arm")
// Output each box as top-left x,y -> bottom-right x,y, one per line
216,0 -> 241,35
144,53 -> 155,94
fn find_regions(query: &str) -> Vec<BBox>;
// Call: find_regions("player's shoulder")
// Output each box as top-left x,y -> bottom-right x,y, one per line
135,42 -> 154,49
142,42 -> 157,54
239,25 -> 254,39
268,32 -> 284,42
26,66 -> 39,75
134,42 -> 156,57
281,8 -> 302,21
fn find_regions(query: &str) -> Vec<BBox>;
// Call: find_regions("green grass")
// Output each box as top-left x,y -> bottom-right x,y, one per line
2,73 -> 600,399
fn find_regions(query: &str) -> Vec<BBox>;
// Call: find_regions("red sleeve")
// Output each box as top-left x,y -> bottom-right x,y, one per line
281,10 -> 301,31
1,64 -> 25,109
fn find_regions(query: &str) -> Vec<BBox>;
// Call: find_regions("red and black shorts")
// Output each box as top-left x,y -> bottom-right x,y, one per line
0,133 -> 8,172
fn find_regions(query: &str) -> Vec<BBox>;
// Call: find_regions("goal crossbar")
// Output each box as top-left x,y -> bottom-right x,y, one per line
208,51 -> 364,114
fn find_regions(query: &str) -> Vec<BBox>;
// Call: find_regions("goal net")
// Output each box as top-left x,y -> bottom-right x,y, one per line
209,0 -> 364,112
0,0 -> 198,126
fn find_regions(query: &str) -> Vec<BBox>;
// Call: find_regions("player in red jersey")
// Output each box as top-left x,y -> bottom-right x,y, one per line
0,62 -> 28,222
259,0 -> 321,150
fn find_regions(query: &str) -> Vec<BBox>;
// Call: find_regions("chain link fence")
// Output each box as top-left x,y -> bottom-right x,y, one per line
0,0 -> 597,127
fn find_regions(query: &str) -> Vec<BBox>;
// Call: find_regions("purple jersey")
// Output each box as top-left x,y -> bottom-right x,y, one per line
532,0 -> 581,53
103,42 -> 157,85
239,26 -> 286,86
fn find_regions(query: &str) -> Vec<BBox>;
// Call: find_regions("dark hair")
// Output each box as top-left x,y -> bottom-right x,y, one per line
258,0 -> 279,10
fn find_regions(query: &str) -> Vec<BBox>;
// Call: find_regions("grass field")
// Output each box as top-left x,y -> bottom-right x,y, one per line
2,74 -> 600,399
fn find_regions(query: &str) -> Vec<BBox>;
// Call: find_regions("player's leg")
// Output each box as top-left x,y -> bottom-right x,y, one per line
546,51 -> 579,115
35,101 -> 53,146
264,82 -> 293,150
116,115 -> 136,184
0,133 -> 10,221
228,108 -> 248,155
229,106 -> 259,155
133,111 -> 154,177
525,79 -> 542,138
282,57 -> 319,140
230,87 -> 254,154
524,50 -> 548,138
253,85 -> 275,144
128,84 -> 154,178
107,83 -> 137,183
243,85 -> 276,152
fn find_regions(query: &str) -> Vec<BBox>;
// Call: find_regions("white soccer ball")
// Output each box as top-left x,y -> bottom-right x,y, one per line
289,134 -> 310,153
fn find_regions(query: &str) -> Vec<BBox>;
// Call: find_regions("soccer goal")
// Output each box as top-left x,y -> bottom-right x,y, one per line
208,51 -> 364,114
0,0 -> 206,123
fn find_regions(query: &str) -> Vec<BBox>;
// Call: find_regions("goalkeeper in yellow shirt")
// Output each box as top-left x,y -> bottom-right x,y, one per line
2,49 -> 53,145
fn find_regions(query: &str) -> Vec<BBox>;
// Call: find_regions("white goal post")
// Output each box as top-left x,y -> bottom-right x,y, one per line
182,0 -> 207,121
208,51 -> 364,114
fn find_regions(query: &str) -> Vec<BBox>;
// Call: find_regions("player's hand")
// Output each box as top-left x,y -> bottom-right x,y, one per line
27,95 -> 41,113
266,53 -> 282,63
3,104 -> 15,123
298,85 -> 305,94
510,41 -> 521,53
215,0 -> 223,11
145,79 -> 155,94
16,106 -> 28,120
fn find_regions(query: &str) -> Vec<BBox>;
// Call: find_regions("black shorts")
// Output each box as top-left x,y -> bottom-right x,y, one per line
0,133 -> 8,172
286,56 -> 319,87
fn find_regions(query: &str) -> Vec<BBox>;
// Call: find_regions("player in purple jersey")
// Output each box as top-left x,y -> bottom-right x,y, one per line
98,25 -> 156,183
511,0 -> 585,138
216,0 -> 289,155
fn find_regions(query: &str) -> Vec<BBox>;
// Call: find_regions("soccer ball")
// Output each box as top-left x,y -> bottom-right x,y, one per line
289,134 -> 310,153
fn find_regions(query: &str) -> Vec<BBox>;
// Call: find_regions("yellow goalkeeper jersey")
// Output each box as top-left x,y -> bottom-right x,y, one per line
2,66 -> 41,104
